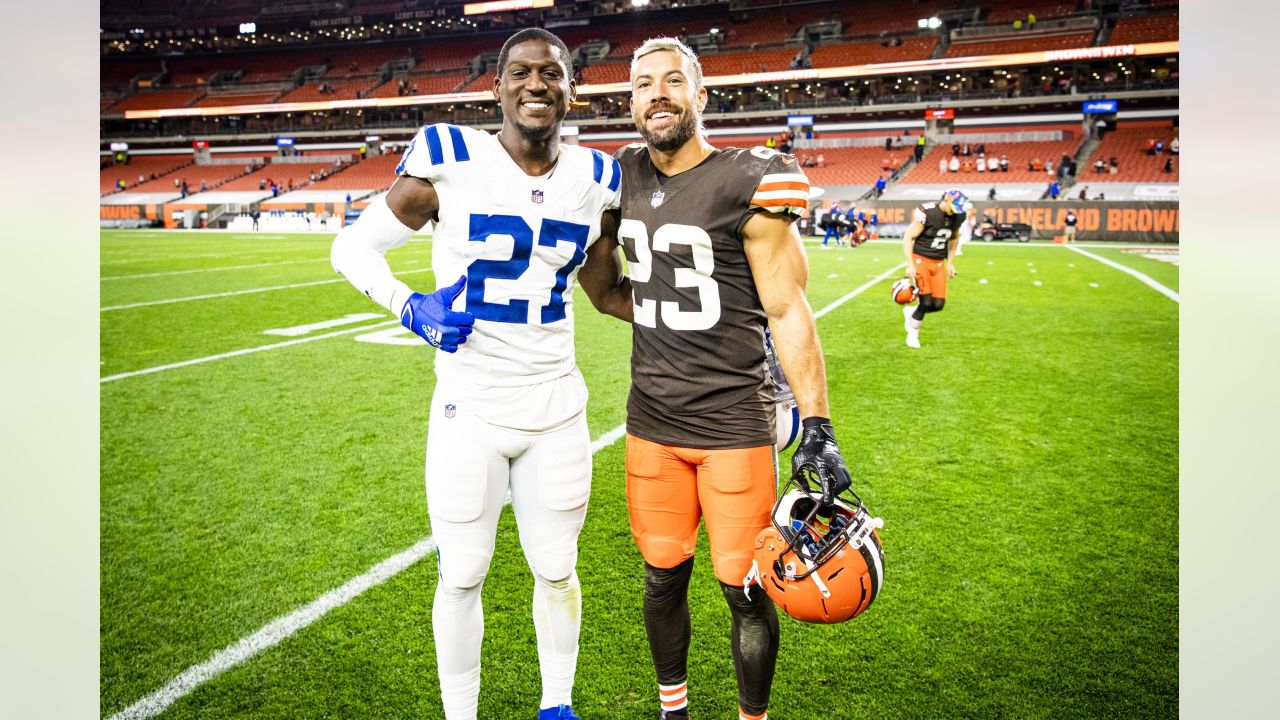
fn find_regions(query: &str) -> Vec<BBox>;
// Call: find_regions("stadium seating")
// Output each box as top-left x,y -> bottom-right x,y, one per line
796,147 -> 912,186
700,48 -> 800,75
108,90 -> 205,112
276,79 -> 382,103
1109,14 -> 1179,44
368,73 -> 470,97
100,155 -> 191,194
167,55 -> 251,86
321,46 -> 407,77
126,162 -> 263,194
945,31 -> 1096,57
836,1 -> 962,38
306,154 -> 402,191
901,137 -> 1082,184
812,37 -> 939,68
102,59 -> 164,89
238,50 -> 330,83
460,72 -> 496,93
217,161 -> 338,192
982,0 -> 1078,24
195,93 -> 282,107
1083,121 -> 1179,182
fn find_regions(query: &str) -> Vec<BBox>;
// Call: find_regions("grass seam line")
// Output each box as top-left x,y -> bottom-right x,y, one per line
100,269 -> 433,312
106,267 -> 887,717
100,321 -> 401,383
1065,245 -> 1179,302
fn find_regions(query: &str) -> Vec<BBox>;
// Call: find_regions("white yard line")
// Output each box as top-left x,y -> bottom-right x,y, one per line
102,258 -> 329,281
101,269 -> 431,311
1065,245 -> 1179,302
100,321 -> 399,383
814,264 -> 906,319
107,268 -> 886,718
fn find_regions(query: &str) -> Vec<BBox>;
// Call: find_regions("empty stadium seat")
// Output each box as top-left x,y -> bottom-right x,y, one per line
307,154 -> 402,191
812,37 -> 938,68
108,90 -> 204,112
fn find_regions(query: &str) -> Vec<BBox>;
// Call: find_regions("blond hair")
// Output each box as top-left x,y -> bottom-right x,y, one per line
630,36 -> 704,88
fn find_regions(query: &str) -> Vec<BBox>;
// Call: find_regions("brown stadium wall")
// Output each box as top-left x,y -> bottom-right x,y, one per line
866,201 -> 1180,243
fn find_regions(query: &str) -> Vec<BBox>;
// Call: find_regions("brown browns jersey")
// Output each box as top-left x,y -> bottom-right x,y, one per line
615,143 -> 809,449
911,203 -> 967,259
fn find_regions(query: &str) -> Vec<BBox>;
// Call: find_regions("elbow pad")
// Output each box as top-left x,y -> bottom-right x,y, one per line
330,196 -> 416,313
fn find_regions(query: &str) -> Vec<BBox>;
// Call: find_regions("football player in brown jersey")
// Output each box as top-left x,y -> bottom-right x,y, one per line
601,37 -> 854,720
900,189 -> 967,348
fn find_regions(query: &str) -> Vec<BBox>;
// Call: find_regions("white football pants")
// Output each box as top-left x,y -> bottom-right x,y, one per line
424,386 -> 591,720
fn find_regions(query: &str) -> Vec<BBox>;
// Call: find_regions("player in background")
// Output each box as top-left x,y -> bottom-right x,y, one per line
900,189 -> 967,348
329,28 -> 630,720
608,37 -> 854,720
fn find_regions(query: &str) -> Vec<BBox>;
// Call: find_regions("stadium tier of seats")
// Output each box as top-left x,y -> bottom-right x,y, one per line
1084,121 -> 1179,182
836,1 -> 961,38
902,137 -> 1082,184
368,73 -> 470,97
1109,13 -> 1180,44
797,147 -> 912,186
982,0 -> 1078,24
217,161 -> 338,192
305,154 -> 402,191
100,155 -> 191,194
195,93 -> 282,107
108,89 -> 204,112
276,79 -> 381,103
125,162 -> 265,194
812,37 -> 939,67
944,31 -> 1097,57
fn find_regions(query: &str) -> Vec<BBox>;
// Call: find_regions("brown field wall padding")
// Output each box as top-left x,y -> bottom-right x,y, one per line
866,201 -> 1179,243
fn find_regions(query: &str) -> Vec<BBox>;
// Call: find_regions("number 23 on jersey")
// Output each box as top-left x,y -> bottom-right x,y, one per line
619,218 -> 722,331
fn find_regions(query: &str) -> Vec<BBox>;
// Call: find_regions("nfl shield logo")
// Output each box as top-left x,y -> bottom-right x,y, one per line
531,189 -> 544,204
444,403 -> 456,418
650,190 -> 665,208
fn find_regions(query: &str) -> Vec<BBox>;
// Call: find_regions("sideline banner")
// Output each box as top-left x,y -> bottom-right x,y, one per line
862,201 -> 1179,242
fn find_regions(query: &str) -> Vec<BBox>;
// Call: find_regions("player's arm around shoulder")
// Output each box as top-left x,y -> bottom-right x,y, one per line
578,209 -> 633,323
742,210 -> 829,419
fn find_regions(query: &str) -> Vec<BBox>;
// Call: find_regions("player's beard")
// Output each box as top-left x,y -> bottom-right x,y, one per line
513,117 -> 558,144
638,107 -> 698,153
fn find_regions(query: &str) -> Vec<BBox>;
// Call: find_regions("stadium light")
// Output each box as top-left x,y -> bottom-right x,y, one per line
631,0 -> 649,6
917,18 -> 928,28
239,22 -> 256,34
928,17 -> 942,29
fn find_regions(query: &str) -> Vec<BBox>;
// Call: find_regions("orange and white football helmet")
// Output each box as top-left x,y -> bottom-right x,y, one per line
749,473 -> 885,623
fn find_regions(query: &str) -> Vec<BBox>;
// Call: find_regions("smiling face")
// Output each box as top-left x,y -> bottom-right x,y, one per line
630,49 -> 707,153
495,39 -> 573,143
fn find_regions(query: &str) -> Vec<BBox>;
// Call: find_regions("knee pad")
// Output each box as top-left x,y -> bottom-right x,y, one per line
525,533 -> 579,583
437,548 -> 491,591
635,535 -> 693,572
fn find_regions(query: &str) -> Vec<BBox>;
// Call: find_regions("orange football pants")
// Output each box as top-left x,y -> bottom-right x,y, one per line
911,253 -> 948,299
625,434 -> 777,585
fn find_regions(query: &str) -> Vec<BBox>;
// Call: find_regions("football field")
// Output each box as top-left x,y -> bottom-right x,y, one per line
101,231 -> 1178,719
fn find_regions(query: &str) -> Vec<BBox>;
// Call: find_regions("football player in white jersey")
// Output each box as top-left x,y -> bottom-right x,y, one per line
330,28 -> 631,720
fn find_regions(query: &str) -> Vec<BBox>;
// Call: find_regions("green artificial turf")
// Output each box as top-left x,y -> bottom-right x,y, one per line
101,232 -> 1177,719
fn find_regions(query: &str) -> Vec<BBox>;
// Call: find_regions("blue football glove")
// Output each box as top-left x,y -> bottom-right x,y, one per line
791,416 -> 853,507
399,275 -> 474,353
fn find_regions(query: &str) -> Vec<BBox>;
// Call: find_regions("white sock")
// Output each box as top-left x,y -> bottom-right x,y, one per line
908,317 -> 922,330
434,582 -> 485,720
533,572 -> 582,709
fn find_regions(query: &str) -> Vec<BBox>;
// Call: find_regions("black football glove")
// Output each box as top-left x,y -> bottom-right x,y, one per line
790,416 -> 853,507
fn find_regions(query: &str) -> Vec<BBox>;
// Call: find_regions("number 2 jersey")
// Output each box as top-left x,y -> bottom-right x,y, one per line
615,144 -> 809,449
911,202 -> 967,259
397,123 -> 621,429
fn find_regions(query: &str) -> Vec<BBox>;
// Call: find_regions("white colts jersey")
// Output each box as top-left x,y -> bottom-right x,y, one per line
397,124 -> 621,422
